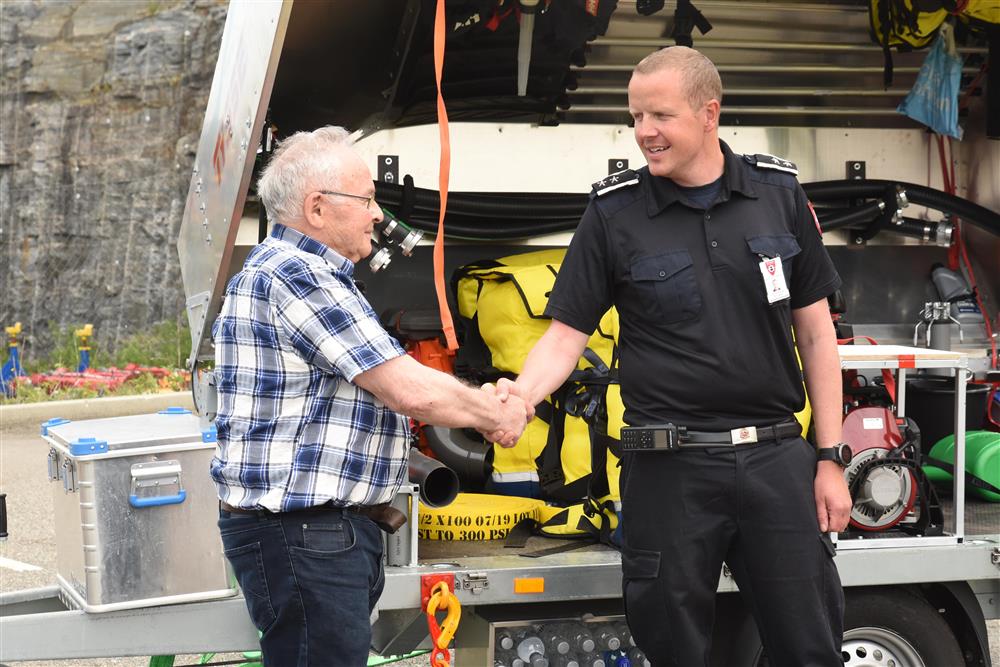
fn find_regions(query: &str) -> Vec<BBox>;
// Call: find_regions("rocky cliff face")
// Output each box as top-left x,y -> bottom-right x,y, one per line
0,0 -> 227,360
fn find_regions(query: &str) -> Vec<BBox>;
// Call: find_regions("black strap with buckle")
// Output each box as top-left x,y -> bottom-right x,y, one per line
621,420 -> 801,452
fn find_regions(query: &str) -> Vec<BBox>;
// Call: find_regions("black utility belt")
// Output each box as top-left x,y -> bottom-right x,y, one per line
620,420 -> 801,452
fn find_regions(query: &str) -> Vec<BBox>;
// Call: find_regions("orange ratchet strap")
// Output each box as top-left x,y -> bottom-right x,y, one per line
433,0 -> 459,350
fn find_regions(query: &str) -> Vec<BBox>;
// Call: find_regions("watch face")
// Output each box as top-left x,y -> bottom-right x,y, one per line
837,443 -> 853,465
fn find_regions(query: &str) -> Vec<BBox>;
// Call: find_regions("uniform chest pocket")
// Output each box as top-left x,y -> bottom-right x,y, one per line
745,234 -> 802,302
746,234 -> 802,263
630,250 -> 702,323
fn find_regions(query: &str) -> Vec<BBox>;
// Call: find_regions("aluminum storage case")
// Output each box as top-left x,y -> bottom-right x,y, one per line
42,409 -> 235,612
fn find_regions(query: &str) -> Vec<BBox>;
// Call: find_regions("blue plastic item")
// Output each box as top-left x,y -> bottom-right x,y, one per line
158,407 -> 193,415
897,25 -> 964,140
202,425 -> 218,443
129,490 -> 187,508
69,437 -> 109,456
40,417 -> 71,436
1,336 -> 24,397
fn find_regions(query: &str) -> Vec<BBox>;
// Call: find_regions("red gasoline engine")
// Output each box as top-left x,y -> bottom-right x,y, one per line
841,406 -> 943,534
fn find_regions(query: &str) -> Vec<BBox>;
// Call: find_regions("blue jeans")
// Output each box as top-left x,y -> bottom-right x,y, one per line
218,506 -> 385,667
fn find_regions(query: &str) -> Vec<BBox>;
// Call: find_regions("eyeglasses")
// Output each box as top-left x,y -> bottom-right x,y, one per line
319,190 -> 377,211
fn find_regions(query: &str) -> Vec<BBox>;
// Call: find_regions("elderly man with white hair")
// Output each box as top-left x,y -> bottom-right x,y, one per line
210,126 -> 527,665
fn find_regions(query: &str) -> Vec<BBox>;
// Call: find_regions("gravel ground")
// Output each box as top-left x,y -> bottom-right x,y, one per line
2,406 -> 998,666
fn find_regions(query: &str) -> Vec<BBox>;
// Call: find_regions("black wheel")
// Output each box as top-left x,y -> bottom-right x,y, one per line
711,587 -> 966,667
842,588 -> 964,666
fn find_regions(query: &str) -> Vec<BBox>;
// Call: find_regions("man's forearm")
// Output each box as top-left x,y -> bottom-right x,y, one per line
515,320 -> 591,407
405,367 -> 503,430
801,339 -> 843,448
356,355 -> 505,432
794,303 -> 843,448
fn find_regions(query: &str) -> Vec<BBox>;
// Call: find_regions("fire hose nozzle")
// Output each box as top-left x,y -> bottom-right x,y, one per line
369,241 -> 392,273
376,209 -> 423,256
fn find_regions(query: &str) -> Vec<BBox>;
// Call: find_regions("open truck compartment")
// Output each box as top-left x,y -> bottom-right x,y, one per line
3,0 -> 999,663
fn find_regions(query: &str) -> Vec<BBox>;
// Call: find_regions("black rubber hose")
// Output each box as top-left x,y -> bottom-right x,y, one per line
892,218 -> 949,243
376,183 -> 588,216
804,180 -> 1000,236
818,200 -> 887,231
423,425 -> 494,486
408,449 -> 460,508
377,179 -> 1000,240
381,193 -> 587,219
402,216 -> 580,240
376,181 -> 586,207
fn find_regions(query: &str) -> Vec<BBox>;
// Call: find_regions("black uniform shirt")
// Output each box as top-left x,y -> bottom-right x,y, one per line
545,141 -> 841,430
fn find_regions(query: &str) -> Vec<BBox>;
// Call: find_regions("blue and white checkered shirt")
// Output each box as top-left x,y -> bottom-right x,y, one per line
211,224 -> 410,512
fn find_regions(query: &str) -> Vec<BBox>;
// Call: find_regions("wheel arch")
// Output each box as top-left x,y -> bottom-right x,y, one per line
917,581 -> 992,667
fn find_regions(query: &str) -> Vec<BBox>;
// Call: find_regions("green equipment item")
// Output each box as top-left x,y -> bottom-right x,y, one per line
923,430 -> 1000,502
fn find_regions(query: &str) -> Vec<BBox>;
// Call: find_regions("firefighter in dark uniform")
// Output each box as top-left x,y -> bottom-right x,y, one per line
495,47 -> 852,666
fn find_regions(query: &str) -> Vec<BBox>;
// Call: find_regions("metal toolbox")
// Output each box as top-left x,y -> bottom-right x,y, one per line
42,409 -> 235,613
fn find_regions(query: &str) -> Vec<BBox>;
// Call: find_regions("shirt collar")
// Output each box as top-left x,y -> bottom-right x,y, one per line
271,223 -> 355,277
645,139 -> 759,217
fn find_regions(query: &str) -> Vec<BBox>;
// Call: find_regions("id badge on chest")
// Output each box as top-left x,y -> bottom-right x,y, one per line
759,256 -> 790,303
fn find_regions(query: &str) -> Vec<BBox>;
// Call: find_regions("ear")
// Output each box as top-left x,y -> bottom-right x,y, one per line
703,99 -> 721,132
302,191 -> 326,230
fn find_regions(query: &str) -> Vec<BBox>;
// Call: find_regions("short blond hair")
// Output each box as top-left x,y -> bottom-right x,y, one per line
633,46 -> 723,110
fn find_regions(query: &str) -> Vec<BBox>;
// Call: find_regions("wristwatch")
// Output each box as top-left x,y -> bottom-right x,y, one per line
817,442 -> 853,467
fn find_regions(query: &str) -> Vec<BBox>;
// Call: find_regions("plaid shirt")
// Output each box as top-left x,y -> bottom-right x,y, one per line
211,224 -> 410,512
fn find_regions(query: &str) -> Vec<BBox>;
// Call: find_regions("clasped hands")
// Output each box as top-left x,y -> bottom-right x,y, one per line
478,378 -> 535,448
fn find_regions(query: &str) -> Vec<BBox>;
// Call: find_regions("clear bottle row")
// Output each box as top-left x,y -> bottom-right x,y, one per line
493,621 -> 650,667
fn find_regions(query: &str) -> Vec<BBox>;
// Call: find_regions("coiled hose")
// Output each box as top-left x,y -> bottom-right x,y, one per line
373,179 -> 1000,241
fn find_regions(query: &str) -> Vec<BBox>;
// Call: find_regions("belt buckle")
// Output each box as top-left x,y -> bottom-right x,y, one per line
730,426 -> 758,445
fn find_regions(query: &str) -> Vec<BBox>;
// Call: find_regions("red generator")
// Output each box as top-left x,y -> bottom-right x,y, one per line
841,406 -> 943,535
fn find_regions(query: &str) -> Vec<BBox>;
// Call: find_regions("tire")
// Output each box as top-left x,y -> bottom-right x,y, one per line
712,587 -> 965,667
842,587 -> 965,667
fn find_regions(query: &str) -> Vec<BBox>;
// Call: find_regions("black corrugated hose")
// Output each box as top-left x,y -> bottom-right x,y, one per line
374,179 -> 1000,241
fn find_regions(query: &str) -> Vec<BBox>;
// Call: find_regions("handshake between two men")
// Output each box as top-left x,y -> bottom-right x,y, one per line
477,377 -> 535,448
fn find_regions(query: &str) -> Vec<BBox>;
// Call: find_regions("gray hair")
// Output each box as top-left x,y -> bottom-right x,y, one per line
634,46 -> 723,110
257,125 -> 357,225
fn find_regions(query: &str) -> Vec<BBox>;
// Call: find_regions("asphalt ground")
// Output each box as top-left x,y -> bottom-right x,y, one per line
0,399 -> 426,667
1,399 -> 997,666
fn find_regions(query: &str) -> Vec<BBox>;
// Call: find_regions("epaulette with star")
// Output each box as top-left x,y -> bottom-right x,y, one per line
744,153 -> 798,175
591,169 -> 640,197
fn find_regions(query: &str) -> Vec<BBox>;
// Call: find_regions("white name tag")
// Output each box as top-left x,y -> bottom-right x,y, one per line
759,256 -> 790,303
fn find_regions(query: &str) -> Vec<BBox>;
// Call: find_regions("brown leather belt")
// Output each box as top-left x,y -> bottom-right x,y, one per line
219,501 -> 406,534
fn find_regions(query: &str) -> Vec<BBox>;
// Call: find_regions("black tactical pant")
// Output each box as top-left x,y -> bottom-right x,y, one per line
619,436 -> 844,667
